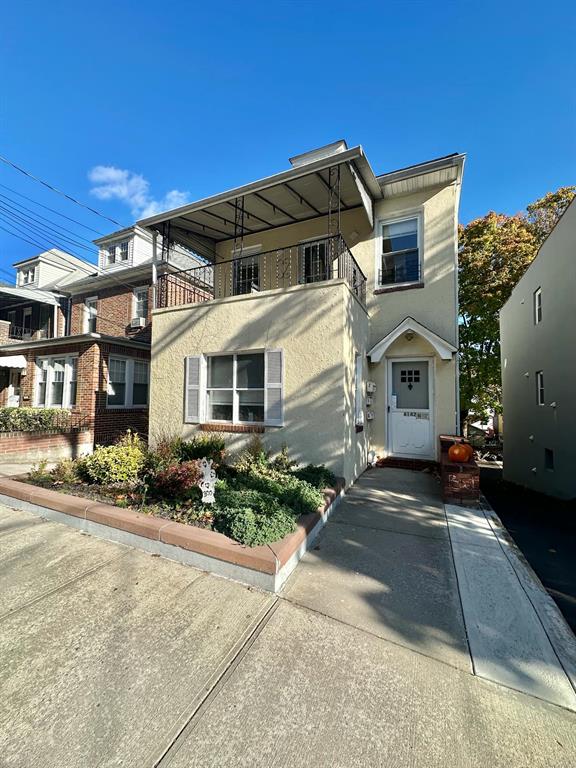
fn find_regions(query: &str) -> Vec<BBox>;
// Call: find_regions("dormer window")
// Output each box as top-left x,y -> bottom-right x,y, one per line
20,266 -> 36,285
106,240 -> 130,265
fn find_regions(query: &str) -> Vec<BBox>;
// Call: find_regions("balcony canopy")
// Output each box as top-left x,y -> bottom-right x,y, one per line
138,143 -> 382,260
0,285 -> 61,308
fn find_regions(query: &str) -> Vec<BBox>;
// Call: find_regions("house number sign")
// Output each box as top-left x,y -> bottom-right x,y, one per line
403,412 -> 429,420
200,458 -> 217,504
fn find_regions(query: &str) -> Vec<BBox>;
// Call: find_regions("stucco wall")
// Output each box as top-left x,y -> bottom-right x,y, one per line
500,200 -> 576,498
150,280 -> 368,483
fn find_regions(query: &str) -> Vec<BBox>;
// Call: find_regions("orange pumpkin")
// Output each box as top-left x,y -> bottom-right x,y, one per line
462,443 -> 475,460
448,443 -> 470,463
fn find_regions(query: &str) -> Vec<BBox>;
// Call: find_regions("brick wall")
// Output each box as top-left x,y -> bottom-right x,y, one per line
0,339 -> 150,448
0,429 -> 93,462
70,282 -> 152,343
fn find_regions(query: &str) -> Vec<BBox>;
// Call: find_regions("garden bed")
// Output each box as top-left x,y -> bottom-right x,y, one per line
3,432 -> 344,591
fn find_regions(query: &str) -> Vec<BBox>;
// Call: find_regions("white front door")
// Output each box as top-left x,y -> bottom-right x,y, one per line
7,369 -> 21,407
388,359 -> 433,458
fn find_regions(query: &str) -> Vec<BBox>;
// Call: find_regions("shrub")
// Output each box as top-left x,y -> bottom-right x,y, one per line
152,461 -> 202,500
292,464 -> 336,490
0,407 -> 71,433
214,505 -> 296,547
28,459 -> 52,485
179,433 -> 226,466
269,445 -> 297,473
238,468 -> 324,516
50,458 -> 81,485
80,431 -> 146,485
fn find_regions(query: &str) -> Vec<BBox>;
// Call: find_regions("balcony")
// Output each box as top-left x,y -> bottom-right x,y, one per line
157,235 -> 367,309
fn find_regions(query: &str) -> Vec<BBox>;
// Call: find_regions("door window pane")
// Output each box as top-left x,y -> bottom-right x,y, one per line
208,355 -> 233,388
392,361 -> 429,409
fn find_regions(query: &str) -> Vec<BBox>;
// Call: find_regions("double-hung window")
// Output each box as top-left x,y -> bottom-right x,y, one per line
134,287 -> 149,320
534,288 -> 542,324
379,216 -> 420,287
107,357 -> 149,407
185,350 -> 283,426
206,353 -> 265,423
106,240 -> 129,265
536,370 -> 545,406
35,355 -> 78,408
85,297 -> 98,333
119,241 -> 129,261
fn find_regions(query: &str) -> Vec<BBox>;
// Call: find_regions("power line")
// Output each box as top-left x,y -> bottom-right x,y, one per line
0,182 -> 105,235
0,206 -> 98,254
0,154 -> 124,227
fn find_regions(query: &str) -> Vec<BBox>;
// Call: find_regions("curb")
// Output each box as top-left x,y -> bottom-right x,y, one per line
0,477 -> 344,593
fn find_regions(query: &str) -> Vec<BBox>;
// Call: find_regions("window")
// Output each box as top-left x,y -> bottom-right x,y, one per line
85,297 -> 98,333
185,350 -> 283,426
536,370 -> 545,406
233,255 -> 260,295
134,287 -> 149,320
354,354 -> 364,427
21,267 -> 36,285
544,448 -> 554,471
534,288 -> 542,324
301,240 -> 330,284
206,353 -> 264,423
107,357 -> 149,407
22,307 -> 32,338
379,217 -> 420,286
35,355 -> 78,408
106,240 -> 129,265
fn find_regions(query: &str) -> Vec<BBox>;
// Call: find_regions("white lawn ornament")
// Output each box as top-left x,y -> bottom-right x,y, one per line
200,458 -> 217,504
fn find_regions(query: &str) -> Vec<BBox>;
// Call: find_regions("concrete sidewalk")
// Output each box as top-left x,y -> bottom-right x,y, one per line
1,469 -> 576,767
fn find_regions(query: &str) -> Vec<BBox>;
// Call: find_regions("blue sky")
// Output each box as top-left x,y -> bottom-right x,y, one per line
0,0 -> 574,274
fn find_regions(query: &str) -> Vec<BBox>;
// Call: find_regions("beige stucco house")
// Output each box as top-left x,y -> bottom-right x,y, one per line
142,142 -> 465,484
500,197 -> 576,499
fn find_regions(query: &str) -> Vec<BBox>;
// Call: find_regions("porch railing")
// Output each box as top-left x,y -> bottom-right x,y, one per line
156,234 -> 367,309
7,325 -> 49,341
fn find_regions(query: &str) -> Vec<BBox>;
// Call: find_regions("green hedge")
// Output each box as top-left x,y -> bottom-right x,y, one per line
0,408 -> 72,433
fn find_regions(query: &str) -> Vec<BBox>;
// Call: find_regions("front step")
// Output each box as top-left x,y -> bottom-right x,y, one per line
375,457 -> 438,472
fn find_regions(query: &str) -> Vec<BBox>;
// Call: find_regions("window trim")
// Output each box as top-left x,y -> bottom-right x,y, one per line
536,370 -> 545,406
204,351 -> 265,425
106,356 -> 149,409
34,354 -> 79,409
375,211 -> 423,291
534,287 -> 542,325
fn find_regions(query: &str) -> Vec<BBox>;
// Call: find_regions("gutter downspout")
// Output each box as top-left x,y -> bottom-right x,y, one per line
151,230 -> 158,310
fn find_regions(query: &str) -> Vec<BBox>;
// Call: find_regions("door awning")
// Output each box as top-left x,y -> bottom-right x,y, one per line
0,355 -> 27,370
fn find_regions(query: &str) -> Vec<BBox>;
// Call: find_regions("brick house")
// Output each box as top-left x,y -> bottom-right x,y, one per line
0,230 -> 202,453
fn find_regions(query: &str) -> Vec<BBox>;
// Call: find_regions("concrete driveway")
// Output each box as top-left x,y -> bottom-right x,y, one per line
1,470 -> 576,767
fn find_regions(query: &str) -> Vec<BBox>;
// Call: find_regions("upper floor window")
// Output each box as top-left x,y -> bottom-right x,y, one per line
536,370 -> 545,406
534,288 -> 542,324
378,216 -> 420,287
106,240 -> 130,265
133,287 -> 149,320
85,297 -> 98,333
20,267 -> 36,285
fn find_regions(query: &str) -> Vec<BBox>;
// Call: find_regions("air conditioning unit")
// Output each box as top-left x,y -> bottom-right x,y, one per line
366,381 -> 377,393
130,317 -> 145,328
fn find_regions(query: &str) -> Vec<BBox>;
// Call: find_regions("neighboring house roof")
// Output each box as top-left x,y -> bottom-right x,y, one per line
368,317 -> 457,361
0,284 -> 62,306
0,332 -> 150,353
12,248 -> 94,273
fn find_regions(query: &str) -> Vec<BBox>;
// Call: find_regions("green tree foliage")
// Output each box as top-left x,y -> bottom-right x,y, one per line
459,187 -> 575,426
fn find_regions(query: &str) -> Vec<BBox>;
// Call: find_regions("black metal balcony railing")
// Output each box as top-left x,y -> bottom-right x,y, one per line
157,235 -> 367,309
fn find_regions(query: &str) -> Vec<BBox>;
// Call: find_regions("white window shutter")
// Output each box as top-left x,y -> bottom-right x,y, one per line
265,349 -> 284,426
184,356 -> 203,423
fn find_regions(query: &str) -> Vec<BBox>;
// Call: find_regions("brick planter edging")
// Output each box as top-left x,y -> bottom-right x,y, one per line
0,477 -> 344,592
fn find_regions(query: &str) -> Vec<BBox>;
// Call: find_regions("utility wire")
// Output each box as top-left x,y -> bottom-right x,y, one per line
0,206 -> 98,254
0,154 -> 124,227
